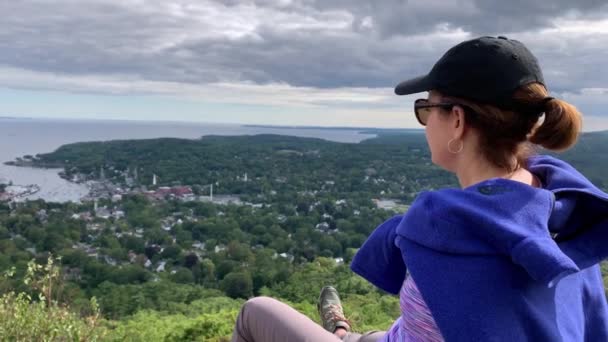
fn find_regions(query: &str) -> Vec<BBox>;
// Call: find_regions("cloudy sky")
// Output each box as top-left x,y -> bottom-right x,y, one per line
1,0 -> 607,129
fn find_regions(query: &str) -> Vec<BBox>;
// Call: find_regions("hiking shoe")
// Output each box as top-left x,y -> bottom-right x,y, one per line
318,286 -> 351,333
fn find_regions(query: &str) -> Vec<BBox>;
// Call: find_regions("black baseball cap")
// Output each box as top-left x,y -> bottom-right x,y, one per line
395,36 -> 545,110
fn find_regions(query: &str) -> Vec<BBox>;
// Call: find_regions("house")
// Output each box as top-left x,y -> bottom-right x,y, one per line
112,210 -> 125,219
104,256 -> 117,266
315,222 -> 330,231
36,209 -> 48,222
94,206 -> 111,219
74,212 -> 93,221
86,223 -> 103,231
86,247 -> 99,258
192,241 -> 205,250
64,267 -> 82,281
72,242 -> 91,250
279,252 -> 295,263
128,251 -> 137,263
146,186 -> 194,200
171,186 -> 193,197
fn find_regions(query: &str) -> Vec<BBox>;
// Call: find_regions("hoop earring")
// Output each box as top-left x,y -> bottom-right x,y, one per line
447,138 -> 464,154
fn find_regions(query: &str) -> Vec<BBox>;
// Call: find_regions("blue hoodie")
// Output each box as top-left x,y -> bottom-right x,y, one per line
351,155 -> 608,341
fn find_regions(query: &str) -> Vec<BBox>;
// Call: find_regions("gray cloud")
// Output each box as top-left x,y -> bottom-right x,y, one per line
0,0 -> 607,98
238,0 -> 608,36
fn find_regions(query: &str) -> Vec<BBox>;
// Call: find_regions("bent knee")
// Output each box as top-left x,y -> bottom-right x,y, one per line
240,296 -> 289,320
243,296 -> 280,310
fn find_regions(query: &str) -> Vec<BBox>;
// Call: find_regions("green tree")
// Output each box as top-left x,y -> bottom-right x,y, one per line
170,268 -> 195,284
221,272 -> 253,299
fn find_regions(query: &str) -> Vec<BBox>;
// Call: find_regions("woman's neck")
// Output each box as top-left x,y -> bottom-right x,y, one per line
455,156 -> 528,189
456,159 -> 542,189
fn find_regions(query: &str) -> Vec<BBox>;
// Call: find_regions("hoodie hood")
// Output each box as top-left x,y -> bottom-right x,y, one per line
351,155 -> 608,293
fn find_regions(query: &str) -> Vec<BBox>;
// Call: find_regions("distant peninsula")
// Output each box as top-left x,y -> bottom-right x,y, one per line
244,124 -> 424,135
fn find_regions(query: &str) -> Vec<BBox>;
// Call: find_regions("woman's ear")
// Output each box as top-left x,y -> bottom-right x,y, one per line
451,105 -> 467,139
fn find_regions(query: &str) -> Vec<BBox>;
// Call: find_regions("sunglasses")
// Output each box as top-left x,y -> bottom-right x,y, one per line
414,99 -> 457,126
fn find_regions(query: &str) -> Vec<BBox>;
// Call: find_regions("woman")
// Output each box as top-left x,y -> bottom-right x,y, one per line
232,36 -> 608,341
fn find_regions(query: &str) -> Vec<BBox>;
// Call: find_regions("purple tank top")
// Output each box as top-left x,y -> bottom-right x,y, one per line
380,276 -> 444,341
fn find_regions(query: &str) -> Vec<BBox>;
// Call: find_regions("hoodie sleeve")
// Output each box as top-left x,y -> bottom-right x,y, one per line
511,235 -> 579,287
351,215 -> 406,295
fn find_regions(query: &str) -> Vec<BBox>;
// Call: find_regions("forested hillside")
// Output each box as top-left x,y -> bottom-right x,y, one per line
1,130 -> 606,340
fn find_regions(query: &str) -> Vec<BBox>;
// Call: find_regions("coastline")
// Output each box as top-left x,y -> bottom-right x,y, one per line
0,184 -> 41,201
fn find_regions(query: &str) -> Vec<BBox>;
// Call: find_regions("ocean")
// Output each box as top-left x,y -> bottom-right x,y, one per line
0,118 -> 376,202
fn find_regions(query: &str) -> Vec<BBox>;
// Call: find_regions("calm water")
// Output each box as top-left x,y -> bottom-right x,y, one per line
0,118 -> 375,202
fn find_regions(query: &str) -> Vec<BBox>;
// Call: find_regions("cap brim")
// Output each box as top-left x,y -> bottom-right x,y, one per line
394,75 -> 433,95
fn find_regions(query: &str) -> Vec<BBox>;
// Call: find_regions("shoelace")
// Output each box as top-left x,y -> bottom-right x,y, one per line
322,304 -> 351,329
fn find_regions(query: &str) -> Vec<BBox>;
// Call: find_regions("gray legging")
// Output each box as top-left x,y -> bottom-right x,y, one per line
232,296 -> 386,342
